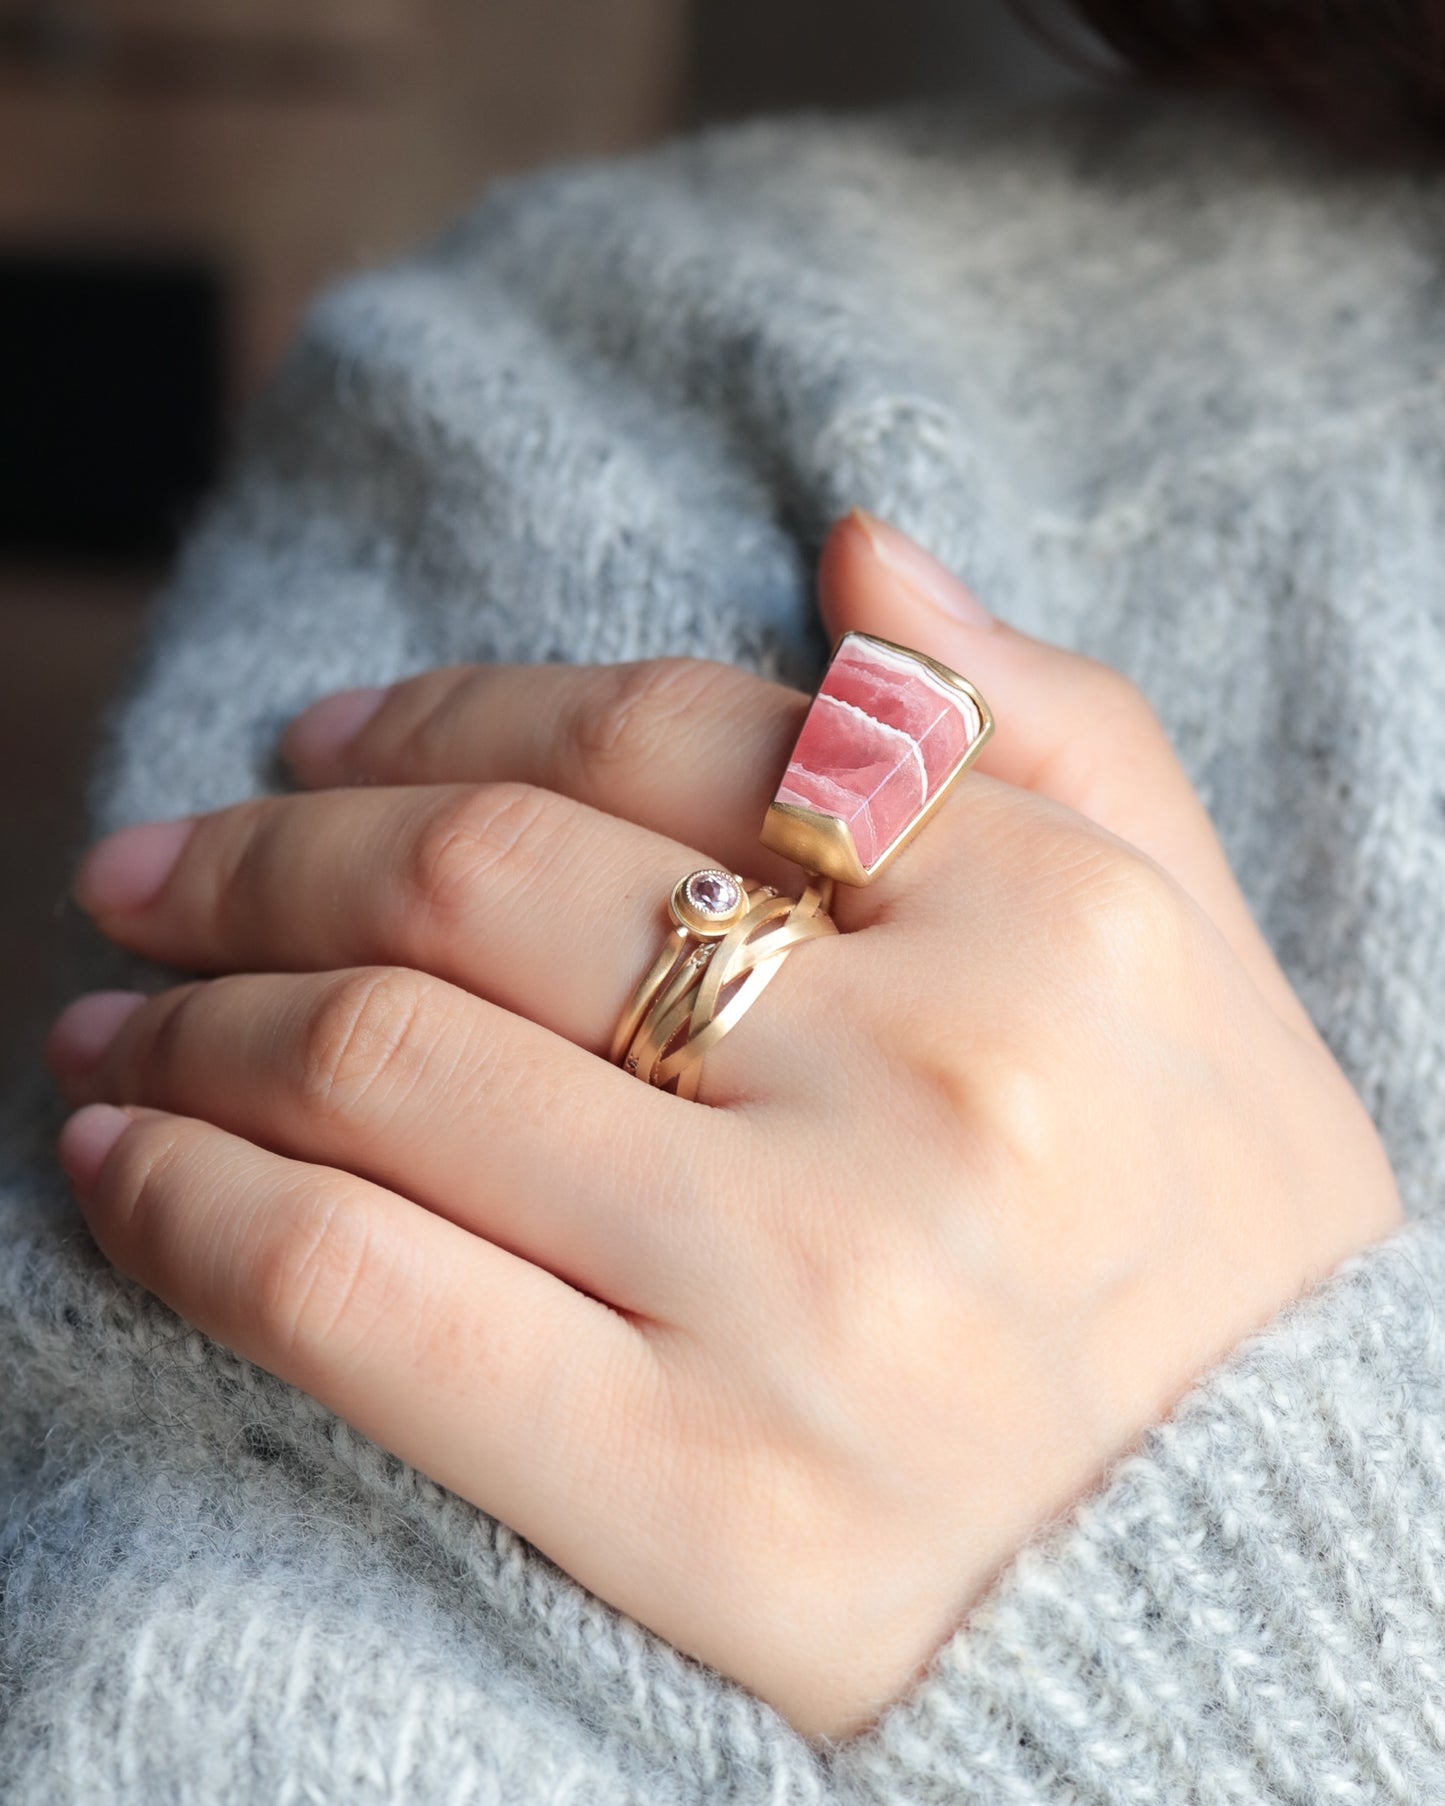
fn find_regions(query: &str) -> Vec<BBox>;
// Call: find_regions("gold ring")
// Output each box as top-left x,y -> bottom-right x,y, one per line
608,868 -> 769,1068
614,869 -> 836,1099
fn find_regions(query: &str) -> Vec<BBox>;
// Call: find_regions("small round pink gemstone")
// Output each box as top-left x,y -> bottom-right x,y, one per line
685,870 -> 741,916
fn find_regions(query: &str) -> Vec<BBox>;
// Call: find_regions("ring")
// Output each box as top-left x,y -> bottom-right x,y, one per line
614,869 -> 837,1099
608,868 -> 767,1069
611,634 -> 987,1100
760,630 -> 992,886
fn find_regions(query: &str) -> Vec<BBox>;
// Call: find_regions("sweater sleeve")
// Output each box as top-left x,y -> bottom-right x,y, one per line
830,1211 -> 1445,1804
9,106 -> 1445,1806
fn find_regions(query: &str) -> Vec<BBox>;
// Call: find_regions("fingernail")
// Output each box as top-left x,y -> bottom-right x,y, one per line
850,510 -> 993,628
58,1103 -> 131,1195
74,818 -> 194,915
283,686 -> 388,775
46,991 -> 146,1081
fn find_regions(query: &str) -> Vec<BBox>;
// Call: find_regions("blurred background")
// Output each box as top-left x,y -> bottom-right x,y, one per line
0,0 -> 1070,1085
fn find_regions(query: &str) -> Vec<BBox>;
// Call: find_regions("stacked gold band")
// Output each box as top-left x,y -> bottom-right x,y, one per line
608,871 -> 771,1070
614,870 -> 836,1100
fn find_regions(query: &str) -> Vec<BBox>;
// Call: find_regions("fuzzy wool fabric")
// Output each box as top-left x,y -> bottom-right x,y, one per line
6,90 -> 1445,1803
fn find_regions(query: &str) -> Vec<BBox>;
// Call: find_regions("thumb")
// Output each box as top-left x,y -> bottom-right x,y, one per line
818,510 -> 1312,1039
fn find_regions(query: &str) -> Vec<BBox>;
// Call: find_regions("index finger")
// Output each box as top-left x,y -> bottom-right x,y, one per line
283,658 -> 811,893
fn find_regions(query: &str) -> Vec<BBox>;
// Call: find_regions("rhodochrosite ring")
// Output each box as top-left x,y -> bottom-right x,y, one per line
761,631 -> 993,886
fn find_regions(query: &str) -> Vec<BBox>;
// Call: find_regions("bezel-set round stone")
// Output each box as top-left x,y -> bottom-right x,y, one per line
685,869 -> 741,915
670,868 -> 746,937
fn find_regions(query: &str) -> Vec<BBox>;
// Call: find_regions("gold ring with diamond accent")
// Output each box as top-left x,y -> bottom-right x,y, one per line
613,869 -> 836,1099
608,868 -> 765,1070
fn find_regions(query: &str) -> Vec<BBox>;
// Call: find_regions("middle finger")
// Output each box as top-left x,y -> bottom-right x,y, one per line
75,783 -> 777,1062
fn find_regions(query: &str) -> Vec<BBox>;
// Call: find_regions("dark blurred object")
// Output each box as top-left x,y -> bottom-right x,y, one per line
0,2 -> 397,100
0,574 -> 150,1092
1019,0 -> 1445,154
692,0 -> 1067,119
0,251 -> 223,558
0,0 -> 416,403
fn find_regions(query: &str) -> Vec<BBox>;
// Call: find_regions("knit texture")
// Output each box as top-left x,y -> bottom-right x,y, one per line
5,92 -> 1445,1801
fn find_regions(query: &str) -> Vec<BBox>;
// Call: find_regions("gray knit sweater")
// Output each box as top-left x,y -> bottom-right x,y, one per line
5,90 -> 1445,1803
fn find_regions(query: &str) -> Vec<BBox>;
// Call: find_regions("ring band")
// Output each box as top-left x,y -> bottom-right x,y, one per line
615,871 -> 836,1099
608,868 -> 771,1067
650,884 -> 834,1098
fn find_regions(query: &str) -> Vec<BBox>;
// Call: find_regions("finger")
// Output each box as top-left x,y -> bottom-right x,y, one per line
74,782 -> 821,1062
818,510 -> 1316,1040
56,1103 -> 668,1605
283,658 -> 812,892
48,972 -> 724,1321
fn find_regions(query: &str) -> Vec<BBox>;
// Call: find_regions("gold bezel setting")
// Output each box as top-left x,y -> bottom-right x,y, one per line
669,869 -> 749,939
760,631 -> 994,886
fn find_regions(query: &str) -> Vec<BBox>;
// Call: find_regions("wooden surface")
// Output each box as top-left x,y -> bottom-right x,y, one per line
0,0 -> 685,394
100,0 -> 408,40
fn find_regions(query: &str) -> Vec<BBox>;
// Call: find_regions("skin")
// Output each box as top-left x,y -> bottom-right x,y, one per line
48,511 -> 1403,1743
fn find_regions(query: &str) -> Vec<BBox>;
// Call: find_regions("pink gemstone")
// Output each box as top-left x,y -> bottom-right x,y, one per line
776,637 -> 982,870
685,870 -> 740,915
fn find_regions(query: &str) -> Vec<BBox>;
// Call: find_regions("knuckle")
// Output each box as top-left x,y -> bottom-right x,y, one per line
404,783 -> 559,924
969,1040 -> 1070,1183
1026,659 -> 1171,818
1085,664 -> 1175,772
89,1114 -> 190,1257
141,979 -> 222,1083
1075,654 -> 1155,722
254,1181 -> 380,1370
297,967 -> 436,1127
566,658 -> 724,780
209,797 -> 281,903
1053,837 -> 1190,979
1043,651 -> 1162,749
391,667 -> 485,777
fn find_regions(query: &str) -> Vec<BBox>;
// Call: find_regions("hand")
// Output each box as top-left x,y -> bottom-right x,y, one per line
47,512 -> 1402,1742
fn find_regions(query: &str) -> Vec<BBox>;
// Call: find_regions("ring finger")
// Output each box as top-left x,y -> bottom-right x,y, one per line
48,971 -> 731,1319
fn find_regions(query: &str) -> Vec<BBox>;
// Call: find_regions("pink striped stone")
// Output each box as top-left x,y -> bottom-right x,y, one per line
776,636 -> 982,871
